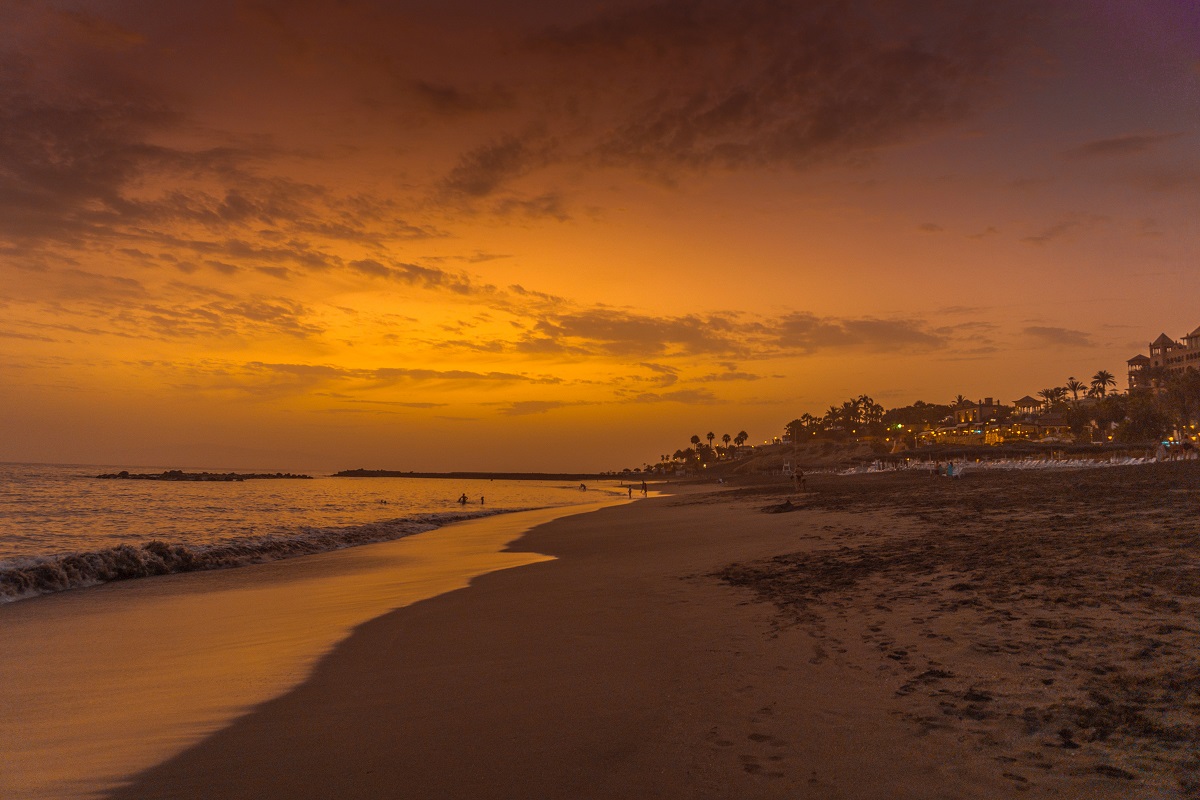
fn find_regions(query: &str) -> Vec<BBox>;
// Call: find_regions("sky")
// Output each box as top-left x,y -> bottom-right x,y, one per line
1,0 -> 1198,472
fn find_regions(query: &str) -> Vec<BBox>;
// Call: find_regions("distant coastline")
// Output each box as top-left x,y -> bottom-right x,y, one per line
333,469 -> 622,482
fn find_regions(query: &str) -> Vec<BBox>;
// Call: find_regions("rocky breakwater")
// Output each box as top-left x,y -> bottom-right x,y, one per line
96,470 -> 313,482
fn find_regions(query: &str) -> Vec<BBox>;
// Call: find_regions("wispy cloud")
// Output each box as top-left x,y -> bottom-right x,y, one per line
1023,326 -> 1093,347
1063,132 -> 1184,159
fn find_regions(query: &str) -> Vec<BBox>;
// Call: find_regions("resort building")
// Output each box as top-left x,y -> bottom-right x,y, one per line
1012,395 -> 1042,416
954,398 -> 1002,424
1127,326 -> 1200,390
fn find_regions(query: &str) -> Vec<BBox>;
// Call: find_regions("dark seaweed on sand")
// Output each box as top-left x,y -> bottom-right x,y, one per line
716,463 -> 1200,793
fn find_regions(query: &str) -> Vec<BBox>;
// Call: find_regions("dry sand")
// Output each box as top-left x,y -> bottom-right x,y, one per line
107,464 -> 1199,799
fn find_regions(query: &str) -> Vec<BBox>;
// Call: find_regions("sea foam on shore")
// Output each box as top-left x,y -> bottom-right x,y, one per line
0,509 -> 515,603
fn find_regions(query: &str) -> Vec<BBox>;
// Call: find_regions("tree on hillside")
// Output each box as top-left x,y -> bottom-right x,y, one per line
883,401 -> 953,428
799,413 -> 817,430
1116,391 -> 1171,442
706,432 -> 715,449
722,433 -> 731,450
1091,394 -> 1128,439
734,431 -> 747,449
1065,376 -> 1087,402
952,394 -> 968,406
690,434 -> 701,449
1091,370 -> 1116,397
1164,368 -> 1200,431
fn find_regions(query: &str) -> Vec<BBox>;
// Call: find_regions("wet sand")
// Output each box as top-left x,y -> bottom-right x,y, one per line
1,504 -> 619,800
101,464 -> 1198,798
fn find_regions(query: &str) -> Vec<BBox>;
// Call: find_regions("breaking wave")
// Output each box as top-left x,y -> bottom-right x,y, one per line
0,508 -> 523,603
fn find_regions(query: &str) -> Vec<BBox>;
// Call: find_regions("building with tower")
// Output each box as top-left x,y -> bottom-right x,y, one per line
1127,326 -> 1200,390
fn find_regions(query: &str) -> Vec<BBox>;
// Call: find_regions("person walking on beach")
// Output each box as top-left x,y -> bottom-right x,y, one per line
627,486 -> 633,499
641,480 -> 647,496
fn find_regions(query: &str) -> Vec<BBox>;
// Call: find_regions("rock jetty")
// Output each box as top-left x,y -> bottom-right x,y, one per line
96,470 -> 313,482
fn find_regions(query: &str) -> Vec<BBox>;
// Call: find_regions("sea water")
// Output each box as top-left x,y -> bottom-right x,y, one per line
0,463 -> 628,799
0,462 -> 619,601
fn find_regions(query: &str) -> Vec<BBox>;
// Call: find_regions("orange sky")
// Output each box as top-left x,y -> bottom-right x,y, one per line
2,0 -> 1198,471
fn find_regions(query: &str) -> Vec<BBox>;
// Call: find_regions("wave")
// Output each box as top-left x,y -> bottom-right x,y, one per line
0,508 -> 524,603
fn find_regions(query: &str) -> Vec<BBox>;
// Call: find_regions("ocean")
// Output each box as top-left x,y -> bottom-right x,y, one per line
0,462 -> 621,602
0,462 -> 628,799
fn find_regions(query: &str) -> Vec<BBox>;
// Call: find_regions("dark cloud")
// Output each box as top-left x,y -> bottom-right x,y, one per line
410,81 -> 516,115
623,388 -> 718,405
1127,166 -> 1200,192
967,226 -> 999,240
1023,326 -> 1093,347
498,400 -> 577,416
693,370 -> 770,383
492,192 -> 570,220
917,222 -> 944,233
193,361 -> 557,400
438,136 -> 556,199
0,329 -> 58,342
637,362 -> 679,387
506,305 -> 952,360
530,0 -> 1042,174
773,312 -> 945,353
1022,219 -> 1078,246
348,258 -> 486,295
529,308 -> 745,357
1063,132 -> 1184,159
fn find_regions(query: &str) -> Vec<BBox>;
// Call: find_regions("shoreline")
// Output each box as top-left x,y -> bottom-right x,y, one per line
332,469 -> 642,481
102,465 -> 1198,798
0,500 -> 624,800
0,506 -> 532,604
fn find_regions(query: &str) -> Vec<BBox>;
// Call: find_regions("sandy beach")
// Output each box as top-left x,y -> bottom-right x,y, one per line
91,462 -> 1198,798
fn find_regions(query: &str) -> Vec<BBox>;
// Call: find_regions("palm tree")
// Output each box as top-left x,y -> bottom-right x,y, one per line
1065,376 -> 1086,403
722,433 -> 731,450
860,397 -> 884,424
1091,370 -> 1116,397
689,434 -> 701,450
841,400 -> 859,429
733,431 -> 747,449
706,432 -> 715,450
952,394 -> 968,407
1037,388 -> 1057,411
799,413 -> 817,430
857,394 -> 877,423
